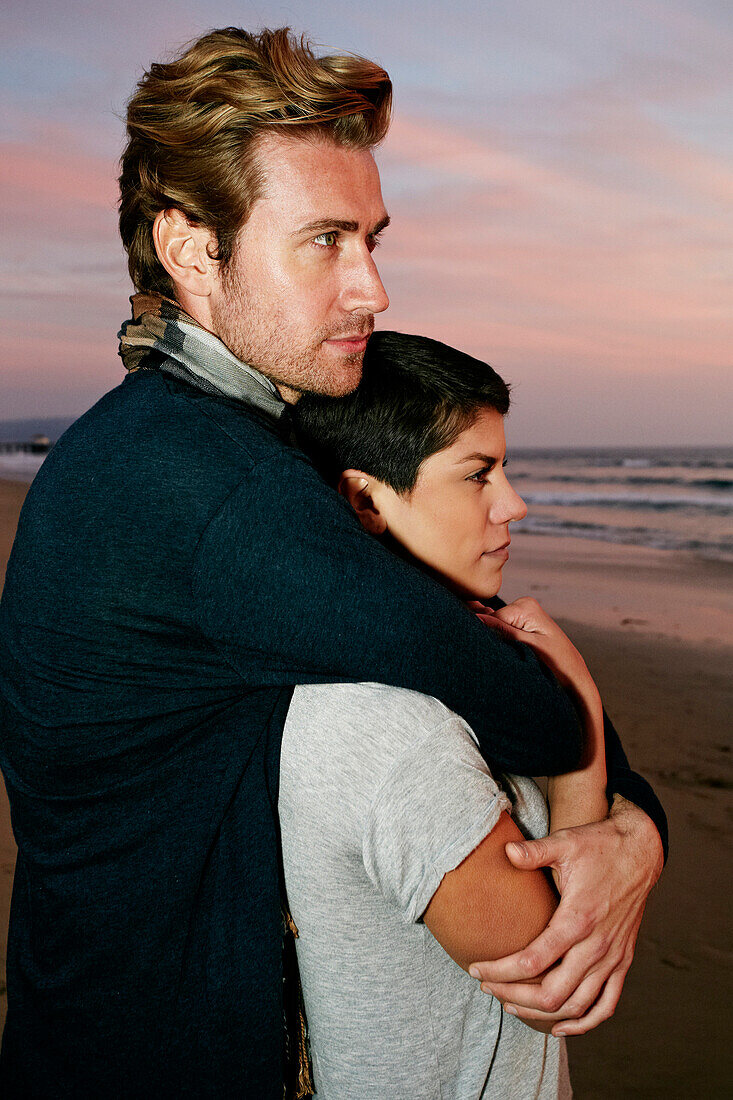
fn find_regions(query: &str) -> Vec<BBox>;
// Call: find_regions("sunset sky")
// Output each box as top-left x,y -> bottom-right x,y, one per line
2,0 -> 731,444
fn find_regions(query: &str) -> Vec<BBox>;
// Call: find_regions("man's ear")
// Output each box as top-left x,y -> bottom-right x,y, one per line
152,209 -> 218,298
338,471 -> 388,536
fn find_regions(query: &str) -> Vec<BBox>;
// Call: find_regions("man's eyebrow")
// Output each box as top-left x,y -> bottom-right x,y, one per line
294,214 -> 391,237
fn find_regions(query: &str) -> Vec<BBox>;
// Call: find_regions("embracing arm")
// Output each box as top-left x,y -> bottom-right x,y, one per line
602,711 -> 668,859
194,452 -> 667,843
192,452 -> 582,776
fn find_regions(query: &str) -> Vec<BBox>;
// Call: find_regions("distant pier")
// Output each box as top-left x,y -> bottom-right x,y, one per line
0,435 -> 52,455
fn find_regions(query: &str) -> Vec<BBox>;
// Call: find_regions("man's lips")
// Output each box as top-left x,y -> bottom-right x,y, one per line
324,334 -> 370,352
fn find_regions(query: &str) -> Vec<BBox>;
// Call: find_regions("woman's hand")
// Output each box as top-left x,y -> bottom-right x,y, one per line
467,597 -> 595,705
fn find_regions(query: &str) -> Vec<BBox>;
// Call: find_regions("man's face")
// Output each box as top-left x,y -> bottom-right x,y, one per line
210,134 -> 390,400
369,408 -> 528,600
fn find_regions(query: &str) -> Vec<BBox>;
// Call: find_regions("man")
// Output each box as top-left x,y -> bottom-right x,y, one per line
282,332 -> 611,1097
0,27 -> 665,1099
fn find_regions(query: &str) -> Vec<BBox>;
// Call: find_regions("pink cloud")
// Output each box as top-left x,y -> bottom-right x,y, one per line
384,112 -> 732,228
375,106 -> 731,389
0,141 -> 118,213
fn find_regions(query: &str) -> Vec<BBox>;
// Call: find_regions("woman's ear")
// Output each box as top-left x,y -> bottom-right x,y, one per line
338,471 -> 388,536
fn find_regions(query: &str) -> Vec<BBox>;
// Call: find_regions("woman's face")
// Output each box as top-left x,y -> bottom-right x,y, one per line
369,408 -> 527,600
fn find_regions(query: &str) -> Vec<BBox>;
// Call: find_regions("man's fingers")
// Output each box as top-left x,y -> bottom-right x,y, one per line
471,808 -> 660,1030
470,917 -> 575,984
552,965 -> 628,1037
501,966 -> 606,1023
504,833 -> 562,872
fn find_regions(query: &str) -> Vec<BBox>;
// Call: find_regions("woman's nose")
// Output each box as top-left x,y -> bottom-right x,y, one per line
491,479 -> 527,525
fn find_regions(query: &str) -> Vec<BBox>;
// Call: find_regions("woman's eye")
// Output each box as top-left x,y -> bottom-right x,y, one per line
313,231 -> 338,247
467,468 -> 491,484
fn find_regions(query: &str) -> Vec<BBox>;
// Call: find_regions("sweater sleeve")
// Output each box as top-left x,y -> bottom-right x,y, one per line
192,451 -> 582,777
603,709 -> 668,860
193,450 -> 667,851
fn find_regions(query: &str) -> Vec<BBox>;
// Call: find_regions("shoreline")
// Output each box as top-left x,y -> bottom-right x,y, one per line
0,478 -> 731,1096
504,529 -> 732,650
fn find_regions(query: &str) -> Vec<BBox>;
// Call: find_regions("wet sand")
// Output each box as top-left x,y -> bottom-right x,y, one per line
495,532 -> 733,1098
0,480 -> 731,1096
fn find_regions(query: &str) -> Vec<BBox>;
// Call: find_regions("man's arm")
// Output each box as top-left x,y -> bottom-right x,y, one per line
192,451 -> 583,776
194,453 -> 666,1032
602,710 -> 668,858
195,452 -> 666,850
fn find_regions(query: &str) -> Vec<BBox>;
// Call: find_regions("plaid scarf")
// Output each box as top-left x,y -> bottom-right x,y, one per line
118,292 -> 287,421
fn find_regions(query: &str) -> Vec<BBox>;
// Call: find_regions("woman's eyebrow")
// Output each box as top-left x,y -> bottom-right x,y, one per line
455,452 -> 500,467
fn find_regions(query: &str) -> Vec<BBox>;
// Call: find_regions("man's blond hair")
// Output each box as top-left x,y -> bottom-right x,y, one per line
119,27 -> 392,294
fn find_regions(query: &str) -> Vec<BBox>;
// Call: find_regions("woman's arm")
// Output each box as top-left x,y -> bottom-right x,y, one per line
547,684 -> 607,832
422,810 -> 558,1034
467,598 -> 663,1035
423,810 -> 557,968
471,598 -> 609,831
480,596 -> 668,858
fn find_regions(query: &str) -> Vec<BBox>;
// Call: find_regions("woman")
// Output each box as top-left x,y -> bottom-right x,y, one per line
278,332 -> 609,1097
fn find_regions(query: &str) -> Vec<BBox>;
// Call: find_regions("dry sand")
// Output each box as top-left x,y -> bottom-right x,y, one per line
505,532 -> 732,1098
0,480 -> 731,1097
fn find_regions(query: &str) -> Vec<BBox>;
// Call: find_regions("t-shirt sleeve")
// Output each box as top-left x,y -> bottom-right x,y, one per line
362,716 -> 512,924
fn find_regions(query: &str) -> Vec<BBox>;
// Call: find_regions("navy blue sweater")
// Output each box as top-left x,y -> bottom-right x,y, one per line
0,369 -> 666,1097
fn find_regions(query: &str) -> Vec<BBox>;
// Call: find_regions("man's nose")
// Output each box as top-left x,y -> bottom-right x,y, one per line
340,250 -> 389,315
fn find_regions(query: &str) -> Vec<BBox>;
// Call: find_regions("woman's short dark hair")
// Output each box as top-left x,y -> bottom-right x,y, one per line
294,331 -> 511,494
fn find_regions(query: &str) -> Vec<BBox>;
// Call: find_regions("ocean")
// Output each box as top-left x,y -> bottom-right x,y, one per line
510,446 -> 733,562
0,426 -> 731,562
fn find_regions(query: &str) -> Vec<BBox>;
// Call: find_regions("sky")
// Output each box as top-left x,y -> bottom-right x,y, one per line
1,0 -> 731,445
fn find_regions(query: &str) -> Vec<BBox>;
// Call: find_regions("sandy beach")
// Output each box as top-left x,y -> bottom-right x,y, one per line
0,477 -> 731,1097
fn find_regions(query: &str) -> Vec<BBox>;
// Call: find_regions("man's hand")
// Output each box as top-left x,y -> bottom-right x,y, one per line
469,796 -> 664,1036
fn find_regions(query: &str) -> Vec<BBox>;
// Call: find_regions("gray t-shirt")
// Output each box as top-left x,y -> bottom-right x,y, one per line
280,683 -> 571,1099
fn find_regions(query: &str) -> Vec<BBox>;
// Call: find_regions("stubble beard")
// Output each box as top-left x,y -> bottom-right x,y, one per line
212,264 -> 372,399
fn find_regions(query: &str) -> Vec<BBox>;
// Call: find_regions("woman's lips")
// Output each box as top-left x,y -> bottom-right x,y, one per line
483,542 -> 510,561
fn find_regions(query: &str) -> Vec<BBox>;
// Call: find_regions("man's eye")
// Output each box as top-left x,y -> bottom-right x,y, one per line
367,232 -> 383,253
313,231 -> 338,247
